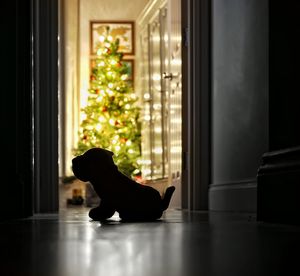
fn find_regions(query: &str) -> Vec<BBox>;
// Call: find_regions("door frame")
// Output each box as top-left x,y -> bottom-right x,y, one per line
181,0 -> 210,210
31,0 -> 59,213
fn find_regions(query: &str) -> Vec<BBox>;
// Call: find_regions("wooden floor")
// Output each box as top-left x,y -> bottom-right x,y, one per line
0,208 -> 299,276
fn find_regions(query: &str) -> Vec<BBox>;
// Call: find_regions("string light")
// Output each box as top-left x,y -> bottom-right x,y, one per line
143,93 -> 150,100
109,119 -> 115,126
98,35 -> 105,42
121,74 -> 128,80
98,61 -> 105,67
126,140 -> 132,146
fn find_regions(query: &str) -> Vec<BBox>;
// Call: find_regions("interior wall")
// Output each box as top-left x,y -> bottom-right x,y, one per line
269,1 -> 300,151
256,1 -> 300,225
210,0 -> 268,212
61,0 -> 80,177
0,0 -> 33,219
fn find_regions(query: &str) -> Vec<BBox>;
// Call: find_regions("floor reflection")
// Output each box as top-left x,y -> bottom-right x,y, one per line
0,209 -> 299,275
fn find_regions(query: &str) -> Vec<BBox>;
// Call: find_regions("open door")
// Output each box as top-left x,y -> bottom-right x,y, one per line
137,0 -> 182,208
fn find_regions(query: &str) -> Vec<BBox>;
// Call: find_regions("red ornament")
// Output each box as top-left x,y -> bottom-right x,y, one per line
120,138 -> 127,143
135,175 -> 145,184
90,75 -> 96,81
95,89 -> 100,94
102,106 -> 107,112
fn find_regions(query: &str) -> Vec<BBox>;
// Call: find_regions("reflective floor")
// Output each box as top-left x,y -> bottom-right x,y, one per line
0,208 -> 299,276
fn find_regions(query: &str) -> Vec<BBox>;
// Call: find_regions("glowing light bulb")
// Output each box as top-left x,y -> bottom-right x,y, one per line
121,74 -> 128,80
99,35 -> 105,42
126,140 -> 132,146
108,35 -> 113,41
98,116 -> 105,122
154,127 -> 162,133
96,124 -> 102,131
108,83 -> 113,88
98,61 -> 105,66
109,119 -> 115,126
144,115 -> 151,121
154,147 -> 163,154
152,74 -> 161,81
143,169 -> 151,176
133,169 -> 140,175
144,93 -> 150,100
125,104 -> 130,109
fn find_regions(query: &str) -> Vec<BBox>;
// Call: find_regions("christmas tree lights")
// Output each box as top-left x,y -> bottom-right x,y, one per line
74,27 -> 141,178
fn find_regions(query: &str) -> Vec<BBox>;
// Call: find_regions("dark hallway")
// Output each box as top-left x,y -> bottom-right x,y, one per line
1,209 -> 300,276
1,0 -> 300,275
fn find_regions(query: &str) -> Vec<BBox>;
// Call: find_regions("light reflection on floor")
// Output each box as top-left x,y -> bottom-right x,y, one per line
1,208 -> 299,276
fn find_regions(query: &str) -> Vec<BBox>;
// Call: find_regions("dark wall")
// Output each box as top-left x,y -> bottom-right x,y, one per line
210,0 -> 268,211
33,0 -> 59,213
256,1 -> 300,225
269,1 -> 300,150
0,0 -> 33,219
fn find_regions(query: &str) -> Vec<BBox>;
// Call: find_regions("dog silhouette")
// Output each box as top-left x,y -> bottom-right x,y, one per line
72,147 -> 175,221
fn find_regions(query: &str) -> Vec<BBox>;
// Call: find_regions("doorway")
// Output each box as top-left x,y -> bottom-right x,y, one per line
58,0 -> 183,210
32,0 -> 210,214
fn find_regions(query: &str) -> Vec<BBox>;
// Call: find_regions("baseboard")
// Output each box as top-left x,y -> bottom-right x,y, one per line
257,146 -> 300,225
209,179 -> 257,212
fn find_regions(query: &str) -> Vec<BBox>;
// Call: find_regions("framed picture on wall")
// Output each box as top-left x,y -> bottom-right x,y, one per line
90,21 -> 135,55
121,59 -> 134,82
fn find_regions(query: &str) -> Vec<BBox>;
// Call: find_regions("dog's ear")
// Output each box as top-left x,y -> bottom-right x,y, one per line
104,149 -> 114,156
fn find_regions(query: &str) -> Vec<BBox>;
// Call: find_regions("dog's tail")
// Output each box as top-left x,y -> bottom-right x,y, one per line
162,186 -> 176,211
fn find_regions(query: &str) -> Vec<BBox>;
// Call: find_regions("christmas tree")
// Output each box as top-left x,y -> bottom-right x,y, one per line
74,27 -> 141,178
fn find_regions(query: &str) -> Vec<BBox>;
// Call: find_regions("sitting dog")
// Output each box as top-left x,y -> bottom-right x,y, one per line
72,147 -> 175,221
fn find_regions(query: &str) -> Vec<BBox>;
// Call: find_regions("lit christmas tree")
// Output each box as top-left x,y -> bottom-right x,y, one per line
74,27 -> 141,178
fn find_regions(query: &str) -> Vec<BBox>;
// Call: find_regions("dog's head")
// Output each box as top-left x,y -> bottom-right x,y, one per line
72,147 -> 116,182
